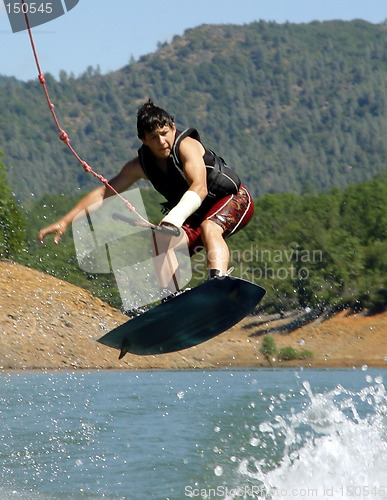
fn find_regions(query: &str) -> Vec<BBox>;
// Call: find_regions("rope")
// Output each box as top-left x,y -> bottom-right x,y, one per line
21,1 -> 153,227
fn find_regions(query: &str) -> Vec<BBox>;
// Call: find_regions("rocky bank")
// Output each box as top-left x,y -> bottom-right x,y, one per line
1,260 -> 386,371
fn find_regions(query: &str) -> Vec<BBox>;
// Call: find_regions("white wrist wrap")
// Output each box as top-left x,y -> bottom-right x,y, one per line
161,190 -> 202,228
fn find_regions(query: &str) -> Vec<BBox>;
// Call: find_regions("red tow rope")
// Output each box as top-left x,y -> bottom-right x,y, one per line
21,1 -> 153,227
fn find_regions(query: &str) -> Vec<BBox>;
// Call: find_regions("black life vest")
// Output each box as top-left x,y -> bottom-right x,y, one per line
138,128 -> 241,214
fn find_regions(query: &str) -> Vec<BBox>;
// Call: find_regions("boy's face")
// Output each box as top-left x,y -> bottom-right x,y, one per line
141,123 -> 176,160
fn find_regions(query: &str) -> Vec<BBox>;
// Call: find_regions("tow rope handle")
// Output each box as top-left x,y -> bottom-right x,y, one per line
112,213 -> 181,237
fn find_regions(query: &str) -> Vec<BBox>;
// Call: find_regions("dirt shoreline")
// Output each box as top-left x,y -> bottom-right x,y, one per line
1,261 -> 386,371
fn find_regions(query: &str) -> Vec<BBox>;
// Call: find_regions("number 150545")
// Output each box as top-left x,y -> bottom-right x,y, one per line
5,2 -> 53,14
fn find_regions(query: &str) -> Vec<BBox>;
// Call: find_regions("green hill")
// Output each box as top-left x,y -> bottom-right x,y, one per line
1,145 -> 386,314
1,19 -> 387,201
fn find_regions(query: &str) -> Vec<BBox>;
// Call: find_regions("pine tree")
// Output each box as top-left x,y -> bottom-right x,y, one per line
0,153 -> 26,258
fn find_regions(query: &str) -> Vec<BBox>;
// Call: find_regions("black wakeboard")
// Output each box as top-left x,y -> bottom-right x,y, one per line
97,276 -> 265,357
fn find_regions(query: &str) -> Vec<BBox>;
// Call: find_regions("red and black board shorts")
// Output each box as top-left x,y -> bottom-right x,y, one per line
182,184 -> 254,255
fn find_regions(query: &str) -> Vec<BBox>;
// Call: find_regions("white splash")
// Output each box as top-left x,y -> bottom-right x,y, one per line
237,376 -> 387,499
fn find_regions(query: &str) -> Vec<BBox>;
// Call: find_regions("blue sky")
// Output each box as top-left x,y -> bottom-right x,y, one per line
1,0 -> 386,81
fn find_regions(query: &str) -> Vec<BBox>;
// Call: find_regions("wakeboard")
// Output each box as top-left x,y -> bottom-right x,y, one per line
97,276 -> 265,358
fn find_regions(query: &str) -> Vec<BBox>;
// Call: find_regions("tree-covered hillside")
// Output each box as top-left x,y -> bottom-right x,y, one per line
1,141 -> 386,313
3,169 -> 384,314
1,20 -> 387,201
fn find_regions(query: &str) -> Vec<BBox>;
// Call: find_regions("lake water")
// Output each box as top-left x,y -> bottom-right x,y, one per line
0,368 -> 386,500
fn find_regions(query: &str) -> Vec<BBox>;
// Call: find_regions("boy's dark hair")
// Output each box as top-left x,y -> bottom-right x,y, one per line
137,99 -> 174,139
